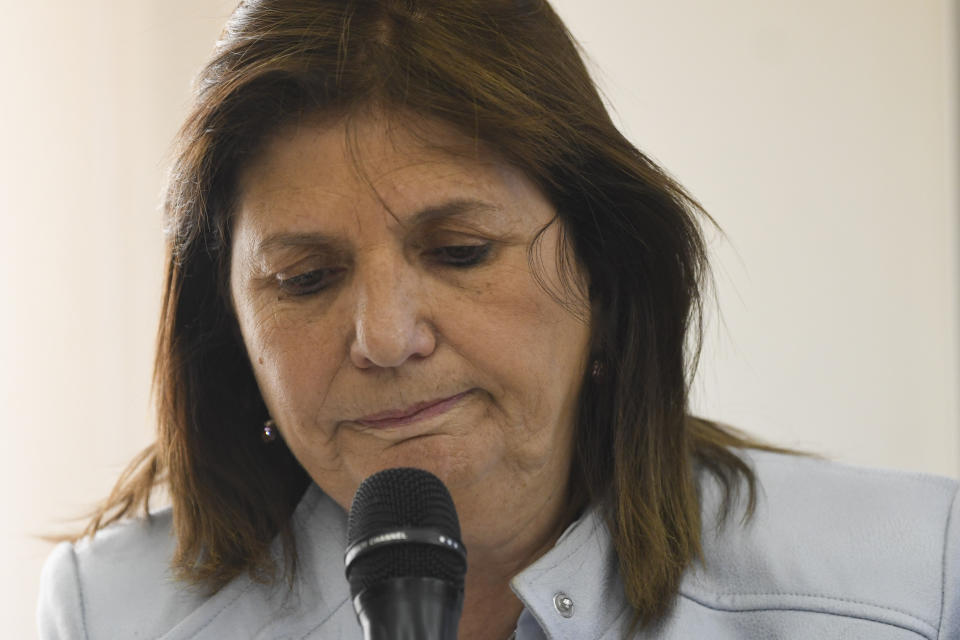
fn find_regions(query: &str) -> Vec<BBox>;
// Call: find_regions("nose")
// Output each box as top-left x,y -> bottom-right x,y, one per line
348,254 -> 437,369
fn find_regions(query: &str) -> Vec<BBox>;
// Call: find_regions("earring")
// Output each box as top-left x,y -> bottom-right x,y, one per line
262,418 -> 278,443
591,360 -> 604,378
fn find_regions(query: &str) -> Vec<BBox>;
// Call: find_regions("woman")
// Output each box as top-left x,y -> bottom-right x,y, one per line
38,1 -> 958,638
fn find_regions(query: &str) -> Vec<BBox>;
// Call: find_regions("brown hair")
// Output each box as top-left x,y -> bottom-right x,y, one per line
85,0 -> 784,629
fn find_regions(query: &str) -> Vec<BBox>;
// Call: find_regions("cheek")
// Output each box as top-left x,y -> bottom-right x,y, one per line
451,275 -> 589,417
236,297 -> 345,419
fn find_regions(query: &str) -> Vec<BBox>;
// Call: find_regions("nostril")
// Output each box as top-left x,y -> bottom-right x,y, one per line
350,315 -> 436,369
349,265 -> 436,368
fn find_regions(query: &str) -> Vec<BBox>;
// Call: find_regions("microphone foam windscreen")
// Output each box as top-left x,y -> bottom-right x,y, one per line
346,467 -> 467,595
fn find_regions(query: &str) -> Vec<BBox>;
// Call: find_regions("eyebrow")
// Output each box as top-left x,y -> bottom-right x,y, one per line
254,198 -> 503,254
411,198 -> 503,226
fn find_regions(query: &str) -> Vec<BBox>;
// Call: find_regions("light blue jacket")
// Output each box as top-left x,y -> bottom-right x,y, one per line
37,451 -> 960,639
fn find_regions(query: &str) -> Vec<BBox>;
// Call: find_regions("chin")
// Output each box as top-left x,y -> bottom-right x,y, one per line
350,444 -> 489,508
375,441 -> 477,485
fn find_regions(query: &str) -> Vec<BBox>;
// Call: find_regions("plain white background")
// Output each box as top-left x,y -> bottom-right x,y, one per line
2,1 -> 957,637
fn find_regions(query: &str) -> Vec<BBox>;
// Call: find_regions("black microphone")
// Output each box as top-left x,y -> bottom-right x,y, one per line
345,467 -> 468,640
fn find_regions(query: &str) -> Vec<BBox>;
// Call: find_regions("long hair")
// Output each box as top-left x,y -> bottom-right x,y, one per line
85,0 -> 782,627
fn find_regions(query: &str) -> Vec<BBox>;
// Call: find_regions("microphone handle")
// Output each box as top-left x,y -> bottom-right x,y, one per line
354,577 -> 464,640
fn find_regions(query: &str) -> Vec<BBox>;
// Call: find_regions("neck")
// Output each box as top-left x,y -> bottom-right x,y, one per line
455,503 -> 573,640
457,575 -> 523,640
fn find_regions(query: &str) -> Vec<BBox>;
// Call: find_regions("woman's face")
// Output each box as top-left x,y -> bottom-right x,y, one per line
229,112 -> 591,550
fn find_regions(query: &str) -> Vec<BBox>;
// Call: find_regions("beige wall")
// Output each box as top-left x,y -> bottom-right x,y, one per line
0,1 -> 237,636
552,0 -> 959,475
3,1 -> 957,637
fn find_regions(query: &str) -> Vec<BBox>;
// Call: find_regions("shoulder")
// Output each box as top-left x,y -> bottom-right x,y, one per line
37,488 -> 359,640
680,451 -> 960,639
37,508 -> 204,640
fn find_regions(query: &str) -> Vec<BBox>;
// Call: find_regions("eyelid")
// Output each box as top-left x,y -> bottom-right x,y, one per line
276,266 -> 346,296
424,242 -> 494,267
259,231 -> 498,294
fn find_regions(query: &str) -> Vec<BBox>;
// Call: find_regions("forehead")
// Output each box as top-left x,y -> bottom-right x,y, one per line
234,111 -> 536,228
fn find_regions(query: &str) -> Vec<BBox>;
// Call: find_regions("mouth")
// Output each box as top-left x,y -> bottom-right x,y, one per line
354,390 -> 473,428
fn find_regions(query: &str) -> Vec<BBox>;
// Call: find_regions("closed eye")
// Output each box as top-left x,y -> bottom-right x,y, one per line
276,268 -> 346,296
426,244 -> 493,267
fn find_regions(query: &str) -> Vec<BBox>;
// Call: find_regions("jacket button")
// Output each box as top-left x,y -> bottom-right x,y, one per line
553,592 -> 574,618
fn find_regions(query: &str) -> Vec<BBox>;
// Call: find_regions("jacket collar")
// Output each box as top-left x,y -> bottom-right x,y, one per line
159,485 -> 633,639
510,505 -> 632,639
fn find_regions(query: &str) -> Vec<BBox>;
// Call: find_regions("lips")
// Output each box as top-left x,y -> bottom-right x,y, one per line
354,390 -> 472,428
